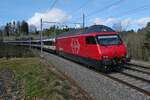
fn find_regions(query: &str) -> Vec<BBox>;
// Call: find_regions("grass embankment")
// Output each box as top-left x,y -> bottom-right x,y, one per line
0,57 -> 90,100
0,43 -> 35,58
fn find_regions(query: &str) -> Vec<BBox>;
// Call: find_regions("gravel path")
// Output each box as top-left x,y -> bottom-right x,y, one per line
42,52 -> 150,100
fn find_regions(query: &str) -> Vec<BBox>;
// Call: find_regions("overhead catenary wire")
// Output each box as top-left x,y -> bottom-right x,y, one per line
44,0 -> 90,27
49,0 -> 58,10
61,0 -> 91,26
86,0 -> 125,18
113,3 -> 150,17
70,1 -> 150,28
71,0 -> 125,22
69,0 -> 91,16
47,0 -> 150,28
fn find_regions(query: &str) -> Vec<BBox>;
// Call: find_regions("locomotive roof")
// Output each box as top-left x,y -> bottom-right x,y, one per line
57,25 -> 115,38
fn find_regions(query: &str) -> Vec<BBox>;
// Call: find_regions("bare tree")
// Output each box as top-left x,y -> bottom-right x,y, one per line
112,21 -> 122,32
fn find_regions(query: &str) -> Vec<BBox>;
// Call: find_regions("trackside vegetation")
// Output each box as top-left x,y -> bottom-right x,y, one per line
0,57 -> 90,100
0,44 -> 90,100
120,22 -> 150,61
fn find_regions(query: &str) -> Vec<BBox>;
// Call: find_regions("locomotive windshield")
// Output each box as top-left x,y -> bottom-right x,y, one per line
97,35 -> 122,45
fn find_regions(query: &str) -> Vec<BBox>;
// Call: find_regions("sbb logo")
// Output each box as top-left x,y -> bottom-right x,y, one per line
71,39 -> 80,54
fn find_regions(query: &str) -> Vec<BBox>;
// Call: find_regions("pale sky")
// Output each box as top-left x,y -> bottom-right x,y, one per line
1,0 -> 150,30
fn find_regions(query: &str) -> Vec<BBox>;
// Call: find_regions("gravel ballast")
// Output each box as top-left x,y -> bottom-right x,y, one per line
43,52 -> 150,100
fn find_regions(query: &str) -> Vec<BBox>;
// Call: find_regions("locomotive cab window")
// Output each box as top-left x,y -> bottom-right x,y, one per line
86,36 -> 96,44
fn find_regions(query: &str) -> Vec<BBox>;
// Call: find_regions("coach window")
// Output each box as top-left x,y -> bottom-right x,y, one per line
43,41 -> 53,45
86,36 -> 96,44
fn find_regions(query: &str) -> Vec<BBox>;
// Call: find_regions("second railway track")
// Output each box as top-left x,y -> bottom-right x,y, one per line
106,64 -> 150,96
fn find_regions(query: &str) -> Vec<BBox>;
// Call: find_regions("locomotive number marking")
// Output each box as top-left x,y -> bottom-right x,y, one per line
71,39 -> 80,54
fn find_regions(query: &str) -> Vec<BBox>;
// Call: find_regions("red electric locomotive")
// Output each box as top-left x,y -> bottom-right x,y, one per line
57,25 -> 129,71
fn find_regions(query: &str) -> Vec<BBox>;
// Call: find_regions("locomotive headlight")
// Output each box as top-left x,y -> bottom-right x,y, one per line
102,56 -> 109,59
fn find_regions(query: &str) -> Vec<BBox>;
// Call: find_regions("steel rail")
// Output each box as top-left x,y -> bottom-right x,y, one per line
105,73 -> 150,96
120,72 -> 150,84
127,63 -> 150,70
124,66 -> 150,75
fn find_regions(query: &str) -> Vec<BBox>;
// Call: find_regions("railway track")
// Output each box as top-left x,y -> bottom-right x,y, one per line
44,49 -> 150,97
18,44 -> 150,97
34,47 -> 150,97
5,41 -> 150,99
105,64 -> 150,96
